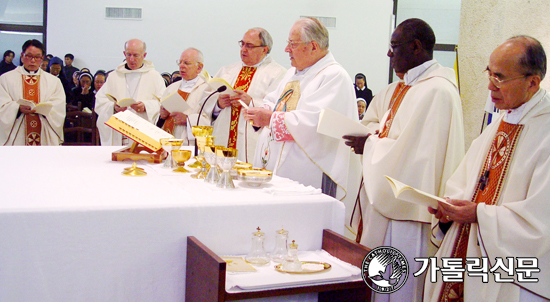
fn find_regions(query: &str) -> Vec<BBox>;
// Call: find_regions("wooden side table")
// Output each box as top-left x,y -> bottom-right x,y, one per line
186,229 -> 371,302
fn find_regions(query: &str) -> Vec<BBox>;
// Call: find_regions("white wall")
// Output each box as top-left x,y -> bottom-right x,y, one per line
47,0 -> 393,94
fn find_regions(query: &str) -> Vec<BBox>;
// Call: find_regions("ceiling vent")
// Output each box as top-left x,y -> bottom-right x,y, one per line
300,16 -> 336,28
105,7 -> 142,20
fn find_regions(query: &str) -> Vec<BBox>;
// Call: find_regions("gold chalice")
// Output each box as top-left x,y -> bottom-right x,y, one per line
172,150 -> 192,173
189,126 -> 213,169
216,147 -> 238,189
160,138 -> 184,168
191,135 -> 215,179
204,145 -> 222,184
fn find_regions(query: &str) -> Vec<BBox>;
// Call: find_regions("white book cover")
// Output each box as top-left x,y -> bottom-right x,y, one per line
384,175 -> 449,209
317,108 -> 369,139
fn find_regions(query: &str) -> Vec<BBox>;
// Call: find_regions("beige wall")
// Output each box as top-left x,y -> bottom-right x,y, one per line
459,0 -> 550,148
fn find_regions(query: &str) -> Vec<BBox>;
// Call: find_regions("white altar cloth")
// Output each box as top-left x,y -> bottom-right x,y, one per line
0,146 -> 344,302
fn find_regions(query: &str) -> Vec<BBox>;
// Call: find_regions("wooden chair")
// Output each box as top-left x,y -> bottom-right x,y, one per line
63,110 -> 99,145
186,229 -> 371,302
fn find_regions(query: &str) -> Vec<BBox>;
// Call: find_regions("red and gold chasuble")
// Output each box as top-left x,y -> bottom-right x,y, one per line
22,75 -> 41,146
227,66 -> 256,148
162,90 -> 190,135
438,121 -> 524,302
378,82 -> 411,138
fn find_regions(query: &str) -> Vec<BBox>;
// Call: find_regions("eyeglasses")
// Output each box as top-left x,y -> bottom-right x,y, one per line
389,39 -> 415,53
23,54 -> 43,61
238,40 -> 265,50
176,60 -> 198,66
286,40 -> 309,50
484,69 -> 529,89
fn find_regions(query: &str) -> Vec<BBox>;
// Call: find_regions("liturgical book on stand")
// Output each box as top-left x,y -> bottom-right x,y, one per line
105,111 -> 173,152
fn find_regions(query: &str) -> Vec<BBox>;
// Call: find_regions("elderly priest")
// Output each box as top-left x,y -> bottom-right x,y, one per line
204,27 -> 286,163
426,36 -> 550,302
94,39 -> 164,146
245,17 -> 358,200
0,39 -> 65,146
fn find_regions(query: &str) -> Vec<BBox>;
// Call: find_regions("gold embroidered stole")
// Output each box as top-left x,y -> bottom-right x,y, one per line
22,75 -> 42,146
438,121 -> 524,302
162,90 -> 190,135
228,66 -> 256,148
378,82 -> 411,138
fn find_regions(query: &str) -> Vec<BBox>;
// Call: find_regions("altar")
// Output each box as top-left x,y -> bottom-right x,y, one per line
0,146 -> 345,301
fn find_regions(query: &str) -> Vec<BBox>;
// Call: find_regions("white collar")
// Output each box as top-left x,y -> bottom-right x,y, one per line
504,88 -> 546,124
179,76 -> 199,92
404,59 -> 437,86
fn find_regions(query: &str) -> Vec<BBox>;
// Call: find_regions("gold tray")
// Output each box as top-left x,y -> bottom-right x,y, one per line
274,261 -> 331,274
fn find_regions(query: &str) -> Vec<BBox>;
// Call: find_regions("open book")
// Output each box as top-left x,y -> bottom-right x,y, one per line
106,94 -> 138,108
384,175 -> 450,209
105,110 -> 174,152
317,108 -> 369,139
153,91 -> 191,113
200,74 -> 237,96
16,99 -> 53,116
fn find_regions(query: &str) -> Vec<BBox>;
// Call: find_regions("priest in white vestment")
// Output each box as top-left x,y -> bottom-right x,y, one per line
0,39 -> 65,146
344,19 -> 465,302
95,39 -> 164,146
202,27 -> 286,162
245,17 -> 359,201
426,36 -> 550,302
155,48 -> 210,145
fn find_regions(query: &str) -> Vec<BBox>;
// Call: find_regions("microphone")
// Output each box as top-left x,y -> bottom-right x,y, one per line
196,85 -> 227,126
194,85 -> 227,155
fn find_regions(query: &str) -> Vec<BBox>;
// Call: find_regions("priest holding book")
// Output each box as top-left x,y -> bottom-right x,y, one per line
202,27 -> 286,162
0,39 -> 65,146
425,36 -> 550,302
94,39 -> 164,146
156,48 -> 210,145
343,18 -> 465,302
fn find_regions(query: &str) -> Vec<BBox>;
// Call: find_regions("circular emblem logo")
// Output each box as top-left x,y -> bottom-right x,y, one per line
362,246 -> 409,294
489,131 -> 511,169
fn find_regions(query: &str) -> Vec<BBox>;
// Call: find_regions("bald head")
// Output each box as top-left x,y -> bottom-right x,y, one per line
124,39 -> 147,70
178,47 -> 204,81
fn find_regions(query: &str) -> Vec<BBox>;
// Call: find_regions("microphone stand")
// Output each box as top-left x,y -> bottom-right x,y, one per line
194,85 -> 227,156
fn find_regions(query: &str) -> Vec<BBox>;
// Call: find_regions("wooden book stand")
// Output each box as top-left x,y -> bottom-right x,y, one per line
112,142 -> 164,163
186,229 -> 371,302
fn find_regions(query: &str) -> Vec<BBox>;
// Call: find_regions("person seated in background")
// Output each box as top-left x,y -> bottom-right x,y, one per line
156,48 -> 210,144
354,73 -> 373,108
69,71 -> 95,111
357,98 -> 367,120
40,57 -> 50,72
171,70 -> 182,83
48,56 -> 71,97
161,72 -> 171,87
0,50 -> 16,76
63,53 -> 79,90
93,70 -> 106,93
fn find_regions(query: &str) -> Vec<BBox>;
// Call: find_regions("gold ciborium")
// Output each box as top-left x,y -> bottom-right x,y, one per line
204,145 -> 222,184
160,138 -> 184,168
191,135 -> 215,179
172,149 -> 192,173
216,147 -> 238,189
189,126 -> 213,169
